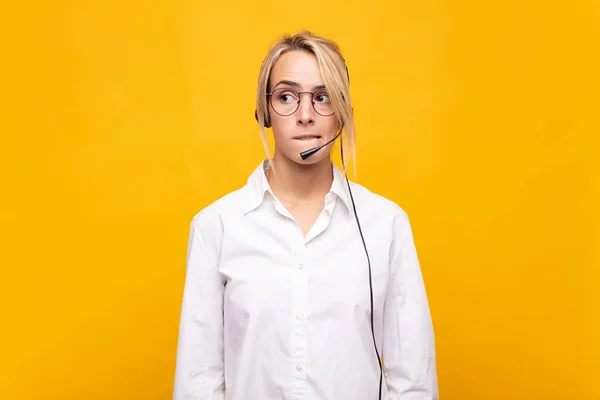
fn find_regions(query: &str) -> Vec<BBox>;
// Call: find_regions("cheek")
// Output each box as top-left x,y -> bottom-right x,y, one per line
322,117 -> 340,134
273,115 -> 291,129
271,116 -> 298,139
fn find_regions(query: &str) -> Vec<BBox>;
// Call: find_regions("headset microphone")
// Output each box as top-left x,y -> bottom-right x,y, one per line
299,128 -> 343,160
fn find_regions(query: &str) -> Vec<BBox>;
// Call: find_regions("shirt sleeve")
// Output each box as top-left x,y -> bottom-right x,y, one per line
382,209 -> 439,399
173,214 -> 225,400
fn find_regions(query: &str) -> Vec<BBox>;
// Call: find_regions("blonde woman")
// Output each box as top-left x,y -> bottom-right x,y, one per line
173,31 -> 438,400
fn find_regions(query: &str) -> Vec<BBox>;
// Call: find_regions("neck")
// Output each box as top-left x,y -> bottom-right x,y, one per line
266,153 -> 333,204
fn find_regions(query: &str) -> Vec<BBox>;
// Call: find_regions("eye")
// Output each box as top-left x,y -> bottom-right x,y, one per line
314,92 -> 330,103
277,91 -> 298,104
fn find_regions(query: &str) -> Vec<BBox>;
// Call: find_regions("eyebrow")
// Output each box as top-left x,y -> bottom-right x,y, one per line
272,80 -> 326,91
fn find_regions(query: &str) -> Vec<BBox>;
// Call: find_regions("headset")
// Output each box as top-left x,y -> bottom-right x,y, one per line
255,61 -> 384,400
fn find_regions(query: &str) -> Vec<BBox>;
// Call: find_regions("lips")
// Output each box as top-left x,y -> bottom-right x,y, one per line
293,135 -> 322,140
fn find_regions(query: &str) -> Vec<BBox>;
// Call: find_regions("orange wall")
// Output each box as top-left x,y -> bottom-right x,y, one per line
1,1 -> 598,399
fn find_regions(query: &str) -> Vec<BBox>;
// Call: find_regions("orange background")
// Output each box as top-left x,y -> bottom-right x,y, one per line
1,0 -> 598,399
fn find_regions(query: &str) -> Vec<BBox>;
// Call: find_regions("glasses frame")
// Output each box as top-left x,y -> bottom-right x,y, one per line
266,88 -> 336,117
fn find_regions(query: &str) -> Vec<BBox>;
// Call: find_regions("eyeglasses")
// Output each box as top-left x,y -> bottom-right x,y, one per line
267,88 -> 335,117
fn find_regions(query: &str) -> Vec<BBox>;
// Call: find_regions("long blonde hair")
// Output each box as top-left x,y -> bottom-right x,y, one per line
255,31 -> 356,175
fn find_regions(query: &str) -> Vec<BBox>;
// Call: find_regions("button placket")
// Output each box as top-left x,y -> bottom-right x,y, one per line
290,238 -> 308,399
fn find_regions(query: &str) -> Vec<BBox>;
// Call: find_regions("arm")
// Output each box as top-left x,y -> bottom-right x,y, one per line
382,209 -> 438,399
173,215 -> 225,400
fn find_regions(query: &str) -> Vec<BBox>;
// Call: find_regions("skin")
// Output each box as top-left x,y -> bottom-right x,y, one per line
265,50 -> 341,237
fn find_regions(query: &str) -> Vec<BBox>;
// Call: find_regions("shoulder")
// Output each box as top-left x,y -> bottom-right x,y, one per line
188,183 -> 249,247
190,186 -> 246,232
346,181 -> 417,264
185,186 -> 247,263
344,179 -> 415,250
346,179 -> 410,224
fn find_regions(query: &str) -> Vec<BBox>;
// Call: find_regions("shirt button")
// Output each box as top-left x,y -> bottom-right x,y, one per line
296,364 -> 303,372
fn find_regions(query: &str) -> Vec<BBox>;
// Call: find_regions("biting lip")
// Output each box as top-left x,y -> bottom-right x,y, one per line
293,134 -> 322,140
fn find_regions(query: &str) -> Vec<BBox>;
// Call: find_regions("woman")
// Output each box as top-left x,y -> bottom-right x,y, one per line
173,31 -> 438,400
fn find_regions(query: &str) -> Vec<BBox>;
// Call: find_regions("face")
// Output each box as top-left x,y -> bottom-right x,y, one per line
267,50 -> 340,165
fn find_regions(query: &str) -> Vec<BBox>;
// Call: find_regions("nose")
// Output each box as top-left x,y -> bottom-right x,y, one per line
296,93 -> 315,126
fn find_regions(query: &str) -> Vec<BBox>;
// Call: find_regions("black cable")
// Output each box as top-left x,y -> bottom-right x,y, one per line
340,138 -> 383,400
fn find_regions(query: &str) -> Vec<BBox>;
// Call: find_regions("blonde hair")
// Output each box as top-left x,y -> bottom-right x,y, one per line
255,31 -> 356,175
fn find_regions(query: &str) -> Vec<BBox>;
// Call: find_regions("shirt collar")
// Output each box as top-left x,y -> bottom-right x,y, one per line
330,162 -> 352,213
243,159 -> 271,215
243,159 -> 352,215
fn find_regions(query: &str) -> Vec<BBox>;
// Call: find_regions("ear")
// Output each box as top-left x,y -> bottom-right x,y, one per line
254,109 -> 272,128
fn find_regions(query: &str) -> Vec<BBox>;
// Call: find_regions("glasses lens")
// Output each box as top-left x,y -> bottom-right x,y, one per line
312,91 -> 334,116
270,88 -> 299,116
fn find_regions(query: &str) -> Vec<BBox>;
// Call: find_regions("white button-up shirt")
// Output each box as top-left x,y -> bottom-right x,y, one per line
173,160 -> 438,400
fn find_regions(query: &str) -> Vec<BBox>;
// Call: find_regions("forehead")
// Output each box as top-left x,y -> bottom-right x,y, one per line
270,50 -> 323,89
